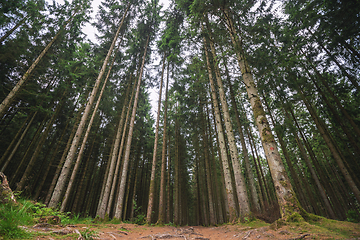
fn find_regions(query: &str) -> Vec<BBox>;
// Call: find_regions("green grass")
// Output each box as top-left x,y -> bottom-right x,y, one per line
0,200 -> 34,239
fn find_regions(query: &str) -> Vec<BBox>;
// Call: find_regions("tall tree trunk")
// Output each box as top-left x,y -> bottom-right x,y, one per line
114,34 -> 150,219
107,74 -> 137,215
44,102 -> 84,205
0,9 -> 78,119
16,90 -> 66,191
199,99 -> 216,225
48,4 -> 129,209
283,105 -> 336,219
158,61 -> 170,224
203,33 -> 237,222
298,90 -> 360,203
78,39 -> 123,217
205,21 -> 250,217
222,10 -> 300,219
174,104 -> 180,225
146,53 -> 166,224
33,119 -> 70,200
0,16 -> 27,43
226,73 -> 260,213
166,135 -> 171,223
1,113 -> 36,172
207,103 -> 226,223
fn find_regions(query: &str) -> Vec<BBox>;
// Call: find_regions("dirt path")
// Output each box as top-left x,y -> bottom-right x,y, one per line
27,220 -> 360,240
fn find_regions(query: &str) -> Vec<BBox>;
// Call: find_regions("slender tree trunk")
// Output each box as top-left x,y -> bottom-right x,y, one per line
158,61 -> 170,224
0,10 -> 78,119
146,53 -> 166,224
203,33 -> 237,222
1,113 -> 36,172
246,126 -> 268,208
282,104 -> 336,219
114,34 -> 150,219
299,89 -> 360,203
48,5 -> 129,209
79,39 -> 123,217
226,74 -> 260,212
16,91 -> 65,191
199,99 -> 216,225
0,16 -> 27,43
205,21 -> 250,217
44,102 -> 84,205
174,105 -> 180,225
33,119 -> 70,200
0,114 -> 29,168
223,10 -> 300,218
207,103 -> 226,223
107,74 -> 136,215
166,134 -> 171,223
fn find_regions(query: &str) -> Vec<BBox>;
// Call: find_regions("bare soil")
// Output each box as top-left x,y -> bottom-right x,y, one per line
25,219 -> 360,240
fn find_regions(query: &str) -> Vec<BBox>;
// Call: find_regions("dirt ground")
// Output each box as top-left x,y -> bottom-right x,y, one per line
26,220 -> 360,240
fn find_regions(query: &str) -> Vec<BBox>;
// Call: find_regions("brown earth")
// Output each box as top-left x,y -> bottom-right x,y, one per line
24,220 -> 360,240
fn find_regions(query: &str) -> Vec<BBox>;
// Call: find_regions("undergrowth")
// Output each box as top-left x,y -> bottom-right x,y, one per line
0,198 -> 93,239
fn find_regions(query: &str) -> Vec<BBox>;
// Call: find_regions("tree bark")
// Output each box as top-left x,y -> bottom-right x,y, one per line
114,34 -> 150,219
223,9 -> 300,219
0,16 -> 27,43
146,52 -> 166,224
205,21 -> 250,217
48,4 -> 129,209
158,60 -> 170,224
203,33 -> 237,222
298,89 -> 360,204
0,9 -> 78,119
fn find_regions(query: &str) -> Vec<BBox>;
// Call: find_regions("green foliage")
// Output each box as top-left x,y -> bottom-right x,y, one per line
346,210 -> 360,223
132,200 -> 146,225
0,201 -> 34,239
80,228 -> 99,240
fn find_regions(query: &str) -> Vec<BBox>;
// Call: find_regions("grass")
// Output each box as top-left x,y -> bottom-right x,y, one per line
0,198 -> 98,239
0,200 -> 34,239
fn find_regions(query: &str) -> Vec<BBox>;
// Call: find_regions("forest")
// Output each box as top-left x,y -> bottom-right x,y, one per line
0,0 -> 359,227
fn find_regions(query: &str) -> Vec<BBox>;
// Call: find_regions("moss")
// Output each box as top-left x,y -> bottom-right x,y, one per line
270,219 -> 286,230
301,211 -> 323,223
261,127 -> 275,143
252,99 -> 265,120
287,212 -> 305,222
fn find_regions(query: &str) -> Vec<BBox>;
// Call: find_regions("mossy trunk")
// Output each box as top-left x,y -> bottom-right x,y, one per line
223,9 -> 301,219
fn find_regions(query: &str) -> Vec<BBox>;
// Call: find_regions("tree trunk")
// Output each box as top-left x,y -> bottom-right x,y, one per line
44,102 -> 84,205
199,100 -> 216,225
223,9 -> 300,219
114,34 -> 150,219
1,113 -> 36,172
226,73 -> 260,213
158,60 -> 170,224
77,39 -> 123,217
298,89 -> 360,203
107,74 -> 136,215
146,53 -> 166,224
203,33 -> 237,222
0,16 -> 27,43
205,21 -> 250,217
0,10 -> 78,119
48,4 -> 129,209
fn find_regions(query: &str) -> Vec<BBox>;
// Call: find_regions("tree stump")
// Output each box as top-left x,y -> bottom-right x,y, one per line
0,172 -> 17,204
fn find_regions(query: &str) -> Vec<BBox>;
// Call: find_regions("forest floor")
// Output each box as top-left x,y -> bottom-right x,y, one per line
22,218 -> 360,240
